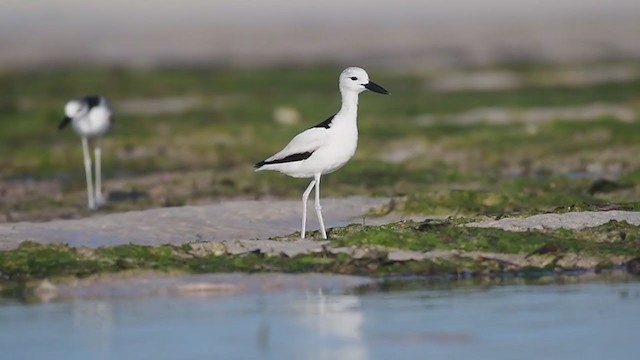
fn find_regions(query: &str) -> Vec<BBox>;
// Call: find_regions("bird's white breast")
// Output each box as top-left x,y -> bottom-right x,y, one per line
72,107 -> 111,137
306,115 -> 358,175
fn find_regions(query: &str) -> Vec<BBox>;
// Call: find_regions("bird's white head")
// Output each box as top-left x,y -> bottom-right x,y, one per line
64,99 -> 87,118
339,67 -> 389,95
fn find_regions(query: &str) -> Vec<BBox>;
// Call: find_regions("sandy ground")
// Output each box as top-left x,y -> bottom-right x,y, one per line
5,202 -> 639,299
1,0 -> 639,69
0,197 -> 390,250
2,194 -> 639,262
466,210 -> 640,231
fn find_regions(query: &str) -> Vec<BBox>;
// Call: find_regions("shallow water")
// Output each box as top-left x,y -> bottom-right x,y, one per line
1,275 -> 639,360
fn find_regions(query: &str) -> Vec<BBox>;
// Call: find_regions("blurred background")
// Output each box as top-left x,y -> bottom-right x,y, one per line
2,0 -> 640,221
2,0 -> 640,68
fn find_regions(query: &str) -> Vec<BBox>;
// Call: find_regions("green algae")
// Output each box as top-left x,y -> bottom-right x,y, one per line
1,62 -> 640,286
1,219 -> 638,285
0,242 -> 518,285
3,63 -> 640,221
0,242 -> 102,280
325,219 -> 640,256
393,176 -> 640,217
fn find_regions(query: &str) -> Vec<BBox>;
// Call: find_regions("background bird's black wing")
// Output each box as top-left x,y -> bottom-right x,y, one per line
84,95 -> 102,109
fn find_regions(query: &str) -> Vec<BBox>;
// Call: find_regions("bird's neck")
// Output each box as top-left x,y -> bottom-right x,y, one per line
339,91 -> 359,116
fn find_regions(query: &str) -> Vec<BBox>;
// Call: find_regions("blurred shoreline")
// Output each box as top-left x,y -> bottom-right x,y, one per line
1,0 -> 640,70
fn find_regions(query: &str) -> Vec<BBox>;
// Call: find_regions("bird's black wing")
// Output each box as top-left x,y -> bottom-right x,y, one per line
84,95 -> 102,110
309,114 -> 335,129
255,151 -> 314,169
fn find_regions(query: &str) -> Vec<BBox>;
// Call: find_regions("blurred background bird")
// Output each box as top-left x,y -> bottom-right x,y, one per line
59,96 -> 114,210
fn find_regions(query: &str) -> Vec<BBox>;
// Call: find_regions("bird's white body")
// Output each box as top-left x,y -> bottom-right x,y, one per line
255,67 -> 388,239
70,104 -> 112,138
258,106 -> 359,178
60,96 -> 113,210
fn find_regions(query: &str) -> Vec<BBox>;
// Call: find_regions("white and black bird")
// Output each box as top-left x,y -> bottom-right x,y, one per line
59,95 -> 113,210
255,67 -> 389,239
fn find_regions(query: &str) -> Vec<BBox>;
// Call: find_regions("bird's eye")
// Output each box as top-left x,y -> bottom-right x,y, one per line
350,77 -> 358,81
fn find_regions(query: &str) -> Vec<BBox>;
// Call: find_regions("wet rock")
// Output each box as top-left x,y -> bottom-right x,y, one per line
351,246 -> 388,261
327,247 -> 351,256
627,257 -> 640,275
473,255 -> 521,269
388,250 -> 426,262
251,239 -> 327,257
188,242 -> 227,257
221,241 -> 257,256
466,211 -> 640,231
422,250 -> 460,259
555,254 -> 599,269
525,243 -> 566,258
588,179 -> 628,195
417,219 -> 449,232
76,247 -> 97,260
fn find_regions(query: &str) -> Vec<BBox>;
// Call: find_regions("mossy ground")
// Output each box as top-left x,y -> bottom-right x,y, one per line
2,63 -> 640,221
1,219 -> 638,290
1,62 -> 640,286
328,219 -> 640,256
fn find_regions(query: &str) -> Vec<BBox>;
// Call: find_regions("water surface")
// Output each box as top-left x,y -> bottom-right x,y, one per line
1,275 -> 638,360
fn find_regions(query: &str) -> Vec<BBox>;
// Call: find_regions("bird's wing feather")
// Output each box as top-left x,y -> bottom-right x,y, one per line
89,104 -> 113,124
265,127 -> 328,162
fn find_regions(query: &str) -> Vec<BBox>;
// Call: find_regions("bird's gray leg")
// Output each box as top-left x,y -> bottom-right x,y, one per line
94,138 -> 105,206
314,173 -> 327,239
301,179 -> 316,239
81,137 -> 96,210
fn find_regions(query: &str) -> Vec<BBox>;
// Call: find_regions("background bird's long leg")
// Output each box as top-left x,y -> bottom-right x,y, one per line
81,137 -> 95,210
94,138 -> 105,206
314,173 -> 327,239
301,179 -> 316,239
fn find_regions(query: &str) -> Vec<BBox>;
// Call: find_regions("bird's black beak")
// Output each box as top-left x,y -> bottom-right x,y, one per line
58,116 -> 72,130
364,81 -> 389,95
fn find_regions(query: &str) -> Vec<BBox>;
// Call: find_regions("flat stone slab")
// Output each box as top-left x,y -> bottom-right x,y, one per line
0,197 -> 388,250
466,210 -> 640,231
3,206 -> 639,268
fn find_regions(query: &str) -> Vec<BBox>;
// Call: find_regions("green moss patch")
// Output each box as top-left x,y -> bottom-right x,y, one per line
3,63 -> 640,221
327,219 -> 640,256
1,219 -> 638,286
393,176 -> 640,217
